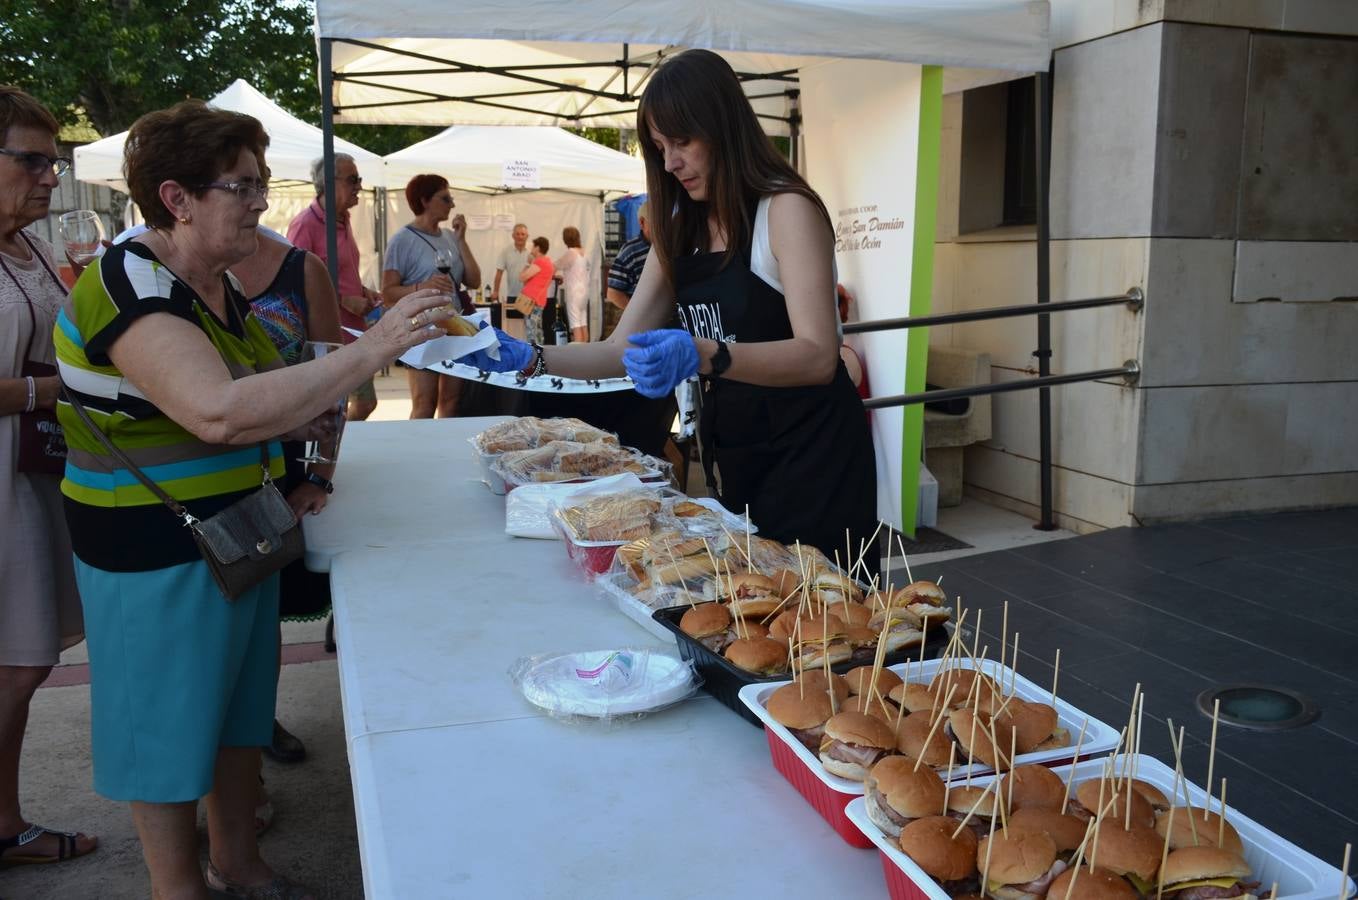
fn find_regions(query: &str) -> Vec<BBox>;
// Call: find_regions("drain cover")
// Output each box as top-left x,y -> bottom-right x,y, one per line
1197,685 -> 1319,731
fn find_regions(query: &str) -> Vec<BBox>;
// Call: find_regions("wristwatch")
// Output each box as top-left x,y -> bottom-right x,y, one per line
306,473 -> 334,494
709,341 -> 732,378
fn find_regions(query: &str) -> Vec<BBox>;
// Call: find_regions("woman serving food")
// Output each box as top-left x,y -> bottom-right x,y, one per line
460,49 -> 877,571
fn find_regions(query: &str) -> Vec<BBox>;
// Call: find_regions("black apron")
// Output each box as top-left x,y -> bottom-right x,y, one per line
674,222 -> 878,577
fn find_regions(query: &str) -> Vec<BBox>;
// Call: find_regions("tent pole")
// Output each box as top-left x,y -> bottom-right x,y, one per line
1034,66 -> 1055,531
787,89 -> 801,170
320,38 -> 340,288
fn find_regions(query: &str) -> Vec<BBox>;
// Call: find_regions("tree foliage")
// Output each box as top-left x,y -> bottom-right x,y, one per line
0,0 -> 315,135
0,0 -> 632,159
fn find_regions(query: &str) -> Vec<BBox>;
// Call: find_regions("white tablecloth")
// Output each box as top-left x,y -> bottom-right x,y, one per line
305,419 -> 885,899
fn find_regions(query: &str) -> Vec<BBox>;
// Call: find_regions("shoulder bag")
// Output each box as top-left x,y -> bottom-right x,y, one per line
64,390 -> 303,600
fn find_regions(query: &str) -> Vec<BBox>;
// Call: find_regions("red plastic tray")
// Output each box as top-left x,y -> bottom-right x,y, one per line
561,535 -> 621,575
877,849 -> 933,900
763,726 -> 873,848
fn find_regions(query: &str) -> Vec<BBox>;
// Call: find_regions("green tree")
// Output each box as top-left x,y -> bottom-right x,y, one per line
0,0 -> 645,159
0,0 -> 315,135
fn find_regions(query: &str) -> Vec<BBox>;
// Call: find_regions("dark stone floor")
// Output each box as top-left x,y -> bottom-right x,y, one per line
914,506 -> 1358,867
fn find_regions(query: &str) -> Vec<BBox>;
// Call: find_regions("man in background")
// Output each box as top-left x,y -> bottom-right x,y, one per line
606,201 -> 649,311
491,223 -> 532,327
287,153 -> 383,420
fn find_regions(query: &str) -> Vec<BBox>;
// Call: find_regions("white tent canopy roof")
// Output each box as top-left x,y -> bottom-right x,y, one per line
74,78 -> 386,190
314,0 -> 1050,130
383,125 -> 645,196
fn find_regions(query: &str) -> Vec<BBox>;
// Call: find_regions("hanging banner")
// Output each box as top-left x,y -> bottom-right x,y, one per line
801,61 -> 942,535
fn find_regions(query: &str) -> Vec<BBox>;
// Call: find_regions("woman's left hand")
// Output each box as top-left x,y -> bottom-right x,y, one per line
622,329 -> 700,398
286,482 -> 329,520
450,214 -> 468,239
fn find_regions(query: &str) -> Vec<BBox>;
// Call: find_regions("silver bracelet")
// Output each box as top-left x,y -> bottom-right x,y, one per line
24,376 -> 36,413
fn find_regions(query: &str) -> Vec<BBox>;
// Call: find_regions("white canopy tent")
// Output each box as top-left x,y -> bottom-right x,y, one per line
316,1 -> 1048,133
311,0 -> 1052,536
72,79 -> 387,284
74,78 -> 386,188
382,125 -> 645,336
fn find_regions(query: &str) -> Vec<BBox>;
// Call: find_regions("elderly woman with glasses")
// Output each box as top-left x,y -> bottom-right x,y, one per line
54,99 -> 450,899
0,84 -> 97,870
381,173 -> 482,418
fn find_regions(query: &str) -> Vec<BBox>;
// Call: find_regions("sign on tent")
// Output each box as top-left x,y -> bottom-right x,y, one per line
502,159 -> 541,189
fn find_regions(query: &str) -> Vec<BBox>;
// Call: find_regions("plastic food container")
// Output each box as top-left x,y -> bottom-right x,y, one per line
474,447 -> 509,495
737,657 -> 1121,847
848,753 -> 1358,900
554,494 -> 754,578
655,606 -> 951,731
594,571 -> 676,642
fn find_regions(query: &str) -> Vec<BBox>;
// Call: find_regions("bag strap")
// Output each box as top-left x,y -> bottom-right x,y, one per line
62,388 -> 271,528
404,224 -> 443,253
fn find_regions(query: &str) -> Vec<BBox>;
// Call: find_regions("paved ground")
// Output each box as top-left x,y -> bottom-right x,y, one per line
915,506 -> 1358,866
8,487 -> 1354,897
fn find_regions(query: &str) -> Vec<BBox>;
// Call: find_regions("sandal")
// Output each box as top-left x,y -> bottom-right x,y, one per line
0,823 -> 98,868
205,859 -> 315,899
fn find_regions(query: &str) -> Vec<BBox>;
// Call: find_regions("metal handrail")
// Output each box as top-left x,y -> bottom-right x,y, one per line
862,361 -> 1140,410
843,288 -> 1141,335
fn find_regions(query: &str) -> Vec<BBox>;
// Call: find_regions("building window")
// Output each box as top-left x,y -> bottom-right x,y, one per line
959,76 -> 1037,234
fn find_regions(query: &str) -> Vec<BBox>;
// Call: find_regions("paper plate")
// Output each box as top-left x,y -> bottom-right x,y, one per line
516,649 -> 697,718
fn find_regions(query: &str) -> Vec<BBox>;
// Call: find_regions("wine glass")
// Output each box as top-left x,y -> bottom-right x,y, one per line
297,341 -> 346,464
433,248 -> 454,278
59,210 -> 104,265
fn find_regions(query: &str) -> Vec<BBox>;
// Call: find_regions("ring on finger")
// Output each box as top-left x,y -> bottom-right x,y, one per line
410,314 -> 421,329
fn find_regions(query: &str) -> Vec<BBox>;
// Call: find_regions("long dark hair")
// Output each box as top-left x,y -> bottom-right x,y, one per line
637,50 -> 829,283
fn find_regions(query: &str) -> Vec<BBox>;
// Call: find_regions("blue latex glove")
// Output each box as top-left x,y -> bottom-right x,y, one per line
455,327 -> 534,372
622,329 -> 699,398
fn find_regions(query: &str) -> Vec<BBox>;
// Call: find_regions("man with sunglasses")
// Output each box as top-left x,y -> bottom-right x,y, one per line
286,153 -> 382,420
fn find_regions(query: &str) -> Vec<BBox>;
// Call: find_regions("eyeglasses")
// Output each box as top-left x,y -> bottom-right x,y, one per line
0,148 -> 72,178
342,174 -> 363,187
200,180 -> 270,203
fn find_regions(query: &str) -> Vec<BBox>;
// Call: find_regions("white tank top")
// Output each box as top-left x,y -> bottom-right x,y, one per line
750,195 -> 842,336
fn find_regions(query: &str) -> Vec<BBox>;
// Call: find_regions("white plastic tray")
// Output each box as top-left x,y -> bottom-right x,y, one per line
738,657 -> 1122,796
848,754 -> 1357,900
594,571 -> 675,642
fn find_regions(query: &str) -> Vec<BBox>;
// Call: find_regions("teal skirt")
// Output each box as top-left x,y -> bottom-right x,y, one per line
74,558 -> 279,802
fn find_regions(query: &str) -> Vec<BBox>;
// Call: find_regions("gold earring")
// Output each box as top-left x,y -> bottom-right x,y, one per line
179,216 -> 191,225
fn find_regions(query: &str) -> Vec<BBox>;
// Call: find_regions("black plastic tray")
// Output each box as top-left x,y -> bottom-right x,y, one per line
652,605 -> 950,727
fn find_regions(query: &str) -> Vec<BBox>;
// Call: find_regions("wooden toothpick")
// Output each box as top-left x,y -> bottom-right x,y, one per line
1206,697 -> 1221,814
914,684 -> 958,772
1051,648 -> 1061,707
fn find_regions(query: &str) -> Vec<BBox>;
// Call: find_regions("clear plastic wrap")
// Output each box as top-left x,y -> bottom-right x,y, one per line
504,473 -> 649,540
470,416 -> 618,455
508,647 -> 702,722
551,491 -> 750,578
490,439 -> 672,490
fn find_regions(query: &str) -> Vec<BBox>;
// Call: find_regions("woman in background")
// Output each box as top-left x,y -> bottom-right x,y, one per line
381,174 -> 482,418
0,83 -> 96,870
518,236 -> 554,346
555,226 -> 590,343
233,227 -> 342,782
